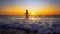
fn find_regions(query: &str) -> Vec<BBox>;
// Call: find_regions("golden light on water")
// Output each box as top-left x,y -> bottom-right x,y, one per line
31,18 -> 35,20
29,17 -> 35,20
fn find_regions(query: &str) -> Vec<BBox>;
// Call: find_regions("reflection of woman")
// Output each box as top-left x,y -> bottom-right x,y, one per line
25,9 -> 29,19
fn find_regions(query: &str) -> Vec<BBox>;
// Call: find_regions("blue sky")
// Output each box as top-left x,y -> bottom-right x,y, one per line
0,0 -> 60,6
0,0 -> 60,12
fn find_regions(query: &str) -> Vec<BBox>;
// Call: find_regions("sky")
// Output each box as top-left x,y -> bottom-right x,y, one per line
0,0 -> 60,15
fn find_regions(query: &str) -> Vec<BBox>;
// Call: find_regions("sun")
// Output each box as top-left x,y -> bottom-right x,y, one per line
31,12 -> 35,15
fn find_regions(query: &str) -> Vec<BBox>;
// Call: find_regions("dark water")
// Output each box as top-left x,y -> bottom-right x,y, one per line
0,16 -> 60,34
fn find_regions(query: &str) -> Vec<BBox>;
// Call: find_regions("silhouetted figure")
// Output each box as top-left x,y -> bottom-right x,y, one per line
25,9 -> 29,19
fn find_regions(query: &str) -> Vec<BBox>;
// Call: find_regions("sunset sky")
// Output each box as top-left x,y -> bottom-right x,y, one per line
0,0 -> 60,15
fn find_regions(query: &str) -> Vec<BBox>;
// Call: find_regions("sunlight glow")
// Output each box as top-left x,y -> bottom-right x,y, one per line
31,12 -> 35,15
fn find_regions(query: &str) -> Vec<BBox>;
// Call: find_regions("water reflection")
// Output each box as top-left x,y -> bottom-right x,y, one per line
29,17 -> 36,20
